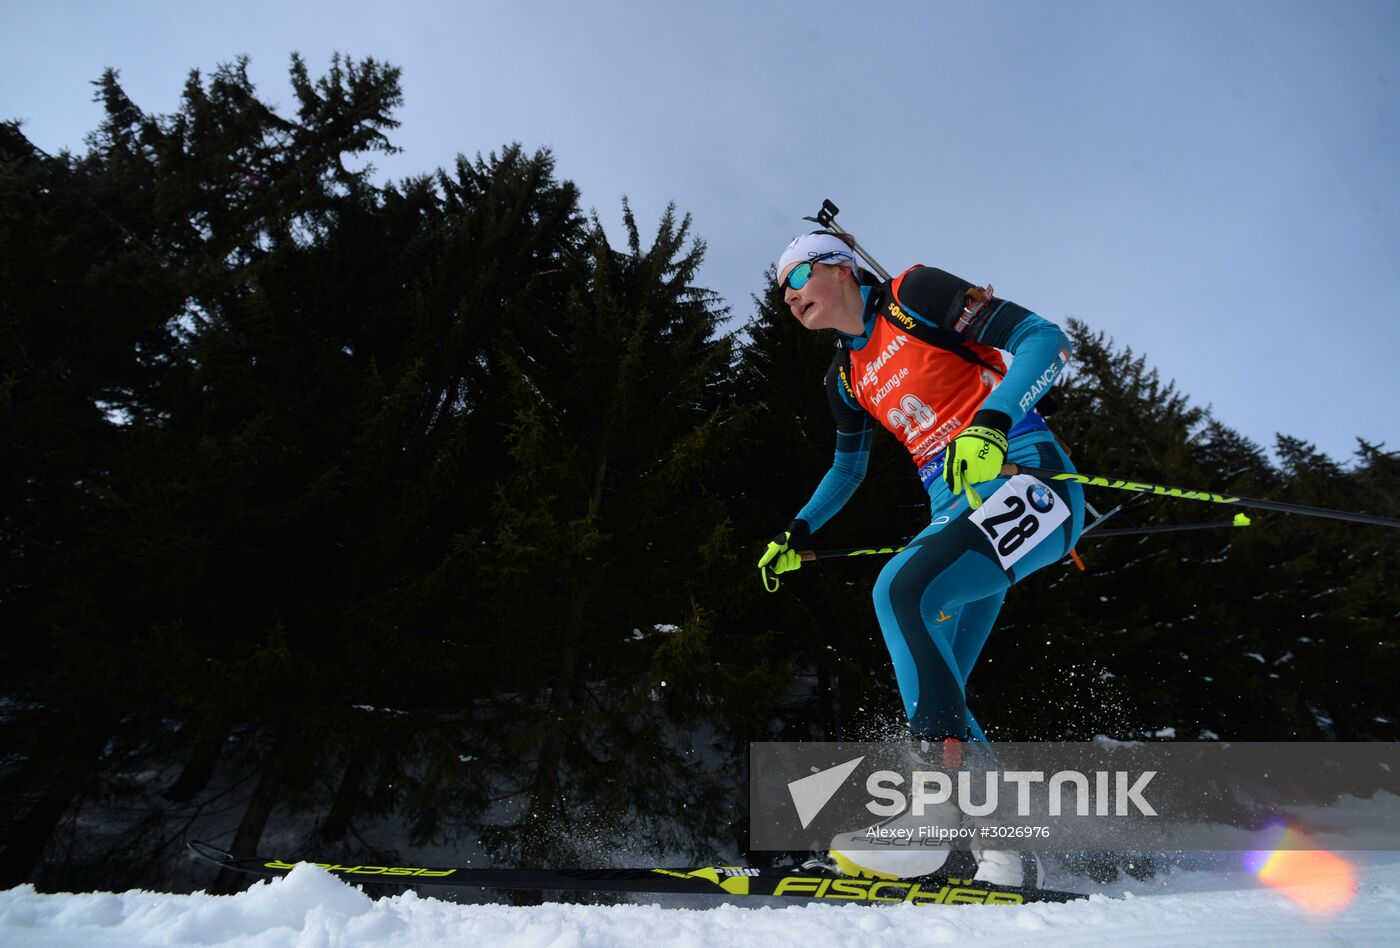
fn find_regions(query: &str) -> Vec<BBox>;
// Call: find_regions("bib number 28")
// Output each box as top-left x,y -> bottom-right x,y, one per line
968,474 -> 1070,570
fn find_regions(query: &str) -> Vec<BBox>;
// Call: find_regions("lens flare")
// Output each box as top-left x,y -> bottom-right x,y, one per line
1246,825 -> 1357,914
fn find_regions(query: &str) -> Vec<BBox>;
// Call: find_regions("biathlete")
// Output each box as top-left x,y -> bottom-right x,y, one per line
757,231 -> 1084,884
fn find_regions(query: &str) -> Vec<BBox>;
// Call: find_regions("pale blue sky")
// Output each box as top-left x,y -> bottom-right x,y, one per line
4,0 -> 1397,464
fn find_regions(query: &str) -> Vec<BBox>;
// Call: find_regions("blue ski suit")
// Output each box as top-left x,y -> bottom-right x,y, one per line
789,265 -> 1084,741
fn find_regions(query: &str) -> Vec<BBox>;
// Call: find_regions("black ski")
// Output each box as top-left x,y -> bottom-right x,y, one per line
188,840 -> 1088,905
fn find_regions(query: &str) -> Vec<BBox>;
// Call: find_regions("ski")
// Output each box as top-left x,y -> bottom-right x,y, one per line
188,840 -> 1087,905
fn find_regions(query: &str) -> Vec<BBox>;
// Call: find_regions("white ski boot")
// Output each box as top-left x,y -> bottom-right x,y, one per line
971,845 -> 1045,888
827,738 -> 977,880
827,799 -> 971,879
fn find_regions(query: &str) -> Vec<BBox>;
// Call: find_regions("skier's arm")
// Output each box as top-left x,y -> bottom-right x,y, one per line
788,357 -> 873,544
969,302 -> 1071,430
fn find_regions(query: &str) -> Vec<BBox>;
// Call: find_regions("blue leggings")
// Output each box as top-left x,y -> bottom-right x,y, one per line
872,433 -> 1084,741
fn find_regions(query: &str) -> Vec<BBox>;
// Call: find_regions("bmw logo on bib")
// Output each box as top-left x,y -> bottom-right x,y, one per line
1028,483 -> 1055,513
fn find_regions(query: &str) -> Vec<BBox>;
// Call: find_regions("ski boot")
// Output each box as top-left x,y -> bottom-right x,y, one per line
826,737 -> 978,880
970,845 -> 1045,888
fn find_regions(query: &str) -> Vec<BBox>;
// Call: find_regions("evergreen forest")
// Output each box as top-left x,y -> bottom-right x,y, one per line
3,56 -> 1396,893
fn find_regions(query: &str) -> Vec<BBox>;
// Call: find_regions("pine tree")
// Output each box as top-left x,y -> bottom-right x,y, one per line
0,54 -> 590,890
464,203 -> 782,872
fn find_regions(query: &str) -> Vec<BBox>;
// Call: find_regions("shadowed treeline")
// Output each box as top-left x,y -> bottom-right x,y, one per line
2,55 -> 1395,894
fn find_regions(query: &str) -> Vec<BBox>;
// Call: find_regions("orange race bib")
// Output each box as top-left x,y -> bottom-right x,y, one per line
847,311 -> 1006,469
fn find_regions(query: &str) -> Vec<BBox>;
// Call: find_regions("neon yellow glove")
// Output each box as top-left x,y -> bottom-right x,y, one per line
758,521 -> 810,592
944,412 -> 1010,510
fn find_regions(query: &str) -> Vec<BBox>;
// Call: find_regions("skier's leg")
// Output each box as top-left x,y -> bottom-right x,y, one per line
872,433 -> 1083,742
834,543 -> 1007,881
872,517 -> 1010,740
965,712 -> 989,744
839,433 -> 1082,881
917,600 -> 994,741
950,589 -> 1005,681
949,590 -> 1006,741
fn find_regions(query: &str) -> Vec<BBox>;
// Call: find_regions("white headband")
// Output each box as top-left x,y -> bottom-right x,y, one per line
776,233 -> 858,282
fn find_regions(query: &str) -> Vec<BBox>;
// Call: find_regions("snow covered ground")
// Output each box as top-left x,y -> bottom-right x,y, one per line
3,854 -> 1399,947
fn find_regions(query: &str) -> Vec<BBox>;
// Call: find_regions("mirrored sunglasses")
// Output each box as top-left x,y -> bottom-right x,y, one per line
780,252 -> 846,292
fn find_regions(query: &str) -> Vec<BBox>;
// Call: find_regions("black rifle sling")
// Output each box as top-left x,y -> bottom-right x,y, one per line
839,276 -> 1059,416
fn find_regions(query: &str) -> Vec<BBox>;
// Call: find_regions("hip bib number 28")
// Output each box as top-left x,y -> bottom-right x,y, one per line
968,474 -> 1070,570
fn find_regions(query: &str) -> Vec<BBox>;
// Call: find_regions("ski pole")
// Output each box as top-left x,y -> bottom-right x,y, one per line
1085,517 -> 1252,538
798,545 -> 907,563
802,199 -> 892,282
797,516 -> 1252,563
1079,494 -> 1252,537
1004,464 -> 1400,529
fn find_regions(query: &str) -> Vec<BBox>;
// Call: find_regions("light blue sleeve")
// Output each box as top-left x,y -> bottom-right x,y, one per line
794,423 -> 873,534
976,308 -> 1071,428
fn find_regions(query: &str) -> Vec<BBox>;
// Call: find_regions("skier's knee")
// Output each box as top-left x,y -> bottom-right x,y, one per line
872,558 -> 900,611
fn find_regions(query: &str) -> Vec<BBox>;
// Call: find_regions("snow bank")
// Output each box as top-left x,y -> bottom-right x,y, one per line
3,859 -> 1399,948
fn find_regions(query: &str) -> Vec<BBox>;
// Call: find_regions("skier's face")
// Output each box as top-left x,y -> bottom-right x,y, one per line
781,261 -> 855,333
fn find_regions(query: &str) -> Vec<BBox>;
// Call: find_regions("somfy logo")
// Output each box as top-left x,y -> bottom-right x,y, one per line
787,757 -> 865,828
